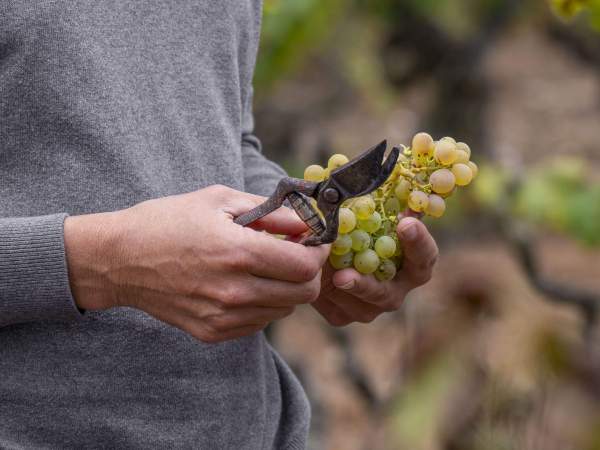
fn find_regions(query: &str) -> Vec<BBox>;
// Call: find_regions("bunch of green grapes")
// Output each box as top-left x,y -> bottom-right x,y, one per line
304,133 -> 478,281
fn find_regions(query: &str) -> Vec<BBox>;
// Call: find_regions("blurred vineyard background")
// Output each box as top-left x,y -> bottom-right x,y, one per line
255,1 -> 600,449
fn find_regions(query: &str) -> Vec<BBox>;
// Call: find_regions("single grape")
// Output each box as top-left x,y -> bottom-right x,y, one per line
408,190 -> 429,212
331,233 -> 352,256
353,196 -> 376,220
456,142 -> 471,159
425,194 -> 446,218
329,252 -> 354,270
358,211 -> 382,233
452,163 -> 473,186
338,207 -> 357,234
454,150 -> 470,164
381,221 -> 394,235
374,235 -> 396,259
412,132 -> 434,154
354,249 -> 380,275
434,140 -> 458,166
430,169 -> 456,194
304,165 -> 325,182
375,259 -> 397,281
395,179 -> 411,201
328,154 -> 349,171
350,229 -> 372,252
384,197 -> 401,217
467,161 -> 478,179
412,132 -> 434,163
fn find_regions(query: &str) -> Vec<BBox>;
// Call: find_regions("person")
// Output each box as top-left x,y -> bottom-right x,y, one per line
0,1 -> 438,448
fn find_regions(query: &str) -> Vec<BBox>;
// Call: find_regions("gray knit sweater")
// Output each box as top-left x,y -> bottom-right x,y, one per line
0,1 -> 309,448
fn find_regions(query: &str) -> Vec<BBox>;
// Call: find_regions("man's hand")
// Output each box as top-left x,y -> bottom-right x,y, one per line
64,185 -> 329,343
312,217 -> 438,326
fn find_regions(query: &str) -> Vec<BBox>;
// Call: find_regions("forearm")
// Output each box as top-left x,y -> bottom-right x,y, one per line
64,211 -> 124,312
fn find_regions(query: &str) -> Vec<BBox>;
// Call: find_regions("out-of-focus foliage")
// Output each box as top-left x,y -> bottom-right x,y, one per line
550,0 -> 600,28
256,0 -> 346,90
362,0 -> 511,37
472,161 -> 600,246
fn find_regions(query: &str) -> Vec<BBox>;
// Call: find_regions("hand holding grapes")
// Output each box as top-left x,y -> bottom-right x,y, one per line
64,185 -> 330,343
305,132 -> 476,324
312,216 -> 438,325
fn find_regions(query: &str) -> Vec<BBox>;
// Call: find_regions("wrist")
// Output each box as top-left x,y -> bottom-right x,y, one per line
64,210 -> 124,311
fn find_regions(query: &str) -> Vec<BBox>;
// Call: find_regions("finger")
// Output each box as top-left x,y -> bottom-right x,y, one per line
203,274 -> 322,308
200,305 -> 294,332
396,217 -> 438,287
221,190 -> 308,236
331,268 -> 389,303
248,207 -> 309,236
202,324 -> 266,343
151,300 -> 289,344
311,297 -> 354,327
325,290 -> 384,323
241,228 -> 331,283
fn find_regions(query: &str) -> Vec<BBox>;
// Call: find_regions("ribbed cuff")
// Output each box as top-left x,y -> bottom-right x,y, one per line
0,213 -> 85,327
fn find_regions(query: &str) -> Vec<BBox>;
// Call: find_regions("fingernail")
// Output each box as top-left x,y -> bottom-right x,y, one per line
338,280 -> 355,290
400,221 -> 418,242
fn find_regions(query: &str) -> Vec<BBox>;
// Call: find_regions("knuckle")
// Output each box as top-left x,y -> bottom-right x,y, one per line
227,248 -> 251,272
206,314 -> 230,332
296,259 -> 321,282
220,284 -> 247,307
303,280 -> 321,303
197,329 -> 221,344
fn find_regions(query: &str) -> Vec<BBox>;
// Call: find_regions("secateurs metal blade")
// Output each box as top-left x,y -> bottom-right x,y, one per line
234,140 -> 400,246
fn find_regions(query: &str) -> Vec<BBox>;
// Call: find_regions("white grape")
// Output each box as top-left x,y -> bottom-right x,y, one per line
375,259 -> 397,281
304,165 -> 325,182
412,132 -> 434,163
425,194 -> 446,218
467,161 -> 478,179
329,252 -> 354,270
384,197 -> 401,217
454,150 -> 469,164
353,196 -> 376,220
430,169 -> 456,194
408,190 -> 429,212
456,142 -> 471,159
331,233 -> 352,256
452,163 -> 473,186
328,154 -> 349,171
354,249 -> 380,274
374,235 -> 396,259
338,208 -> 357,234
350,230 -> 371,252
434,140 -> 457,166
395,179 -> 411,201
358,211 -> 382,233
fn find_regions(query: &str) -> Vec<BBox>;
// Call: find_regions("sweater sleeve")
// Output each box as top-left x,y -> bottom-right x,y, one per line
241,88 -> 288,197
0,213 -> 84,327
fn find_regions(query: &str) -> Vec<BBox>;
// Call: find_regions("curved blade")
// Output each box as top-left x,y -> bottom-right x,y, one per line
329,141 -> 399,197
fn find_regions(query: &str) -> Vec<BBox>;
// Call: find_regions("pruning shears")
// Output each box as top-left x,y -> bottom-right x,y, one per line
234,140 -> 400,246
